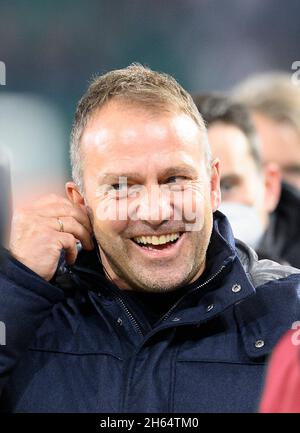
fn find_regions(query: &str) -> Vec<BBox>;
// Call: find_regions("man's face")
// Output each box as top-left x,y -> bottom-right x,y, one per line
76,101 -> 220,293
252,112 -> 300,190
208,121 -> 268,228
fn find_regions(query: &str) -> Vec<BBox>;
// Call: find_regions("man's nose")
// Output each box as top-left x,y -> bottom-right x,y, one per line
134,185 -> 173,224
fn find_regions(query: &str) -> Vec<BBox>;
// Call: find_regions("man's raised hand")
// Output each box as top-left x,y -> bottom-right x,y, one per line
9,194 -> 94,281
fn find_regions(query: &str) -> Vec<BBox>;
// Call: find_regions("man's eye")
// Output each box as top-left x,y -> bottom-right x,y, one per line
164,176 -> 189,191
111,183 -> 128,191
109,184 -> 143,198
166,176 -> 187,183
221,183 -> 232,192
220,182 -> 235,193
105,183 -> 129,198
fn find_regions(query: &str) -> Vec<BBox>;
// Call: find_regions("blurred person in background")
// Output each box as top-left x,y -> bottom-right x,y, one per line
232,73 -> 300,190
194,94 -> 284,263
232,73 -> 300,268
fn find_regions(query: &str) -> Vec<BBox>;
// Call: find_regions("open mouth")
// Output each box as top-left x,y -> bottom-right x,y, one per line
131,232 -> 183,251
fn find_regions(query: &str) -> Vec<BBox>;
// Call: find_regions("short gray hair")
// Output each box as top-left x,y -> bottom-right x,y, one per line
70,63 -> 210,191
232,72 -> 300,131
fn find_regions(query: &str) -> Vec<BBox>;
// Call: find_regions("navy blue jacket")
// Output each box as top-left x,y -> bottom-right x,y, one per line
0,211 -> 299,413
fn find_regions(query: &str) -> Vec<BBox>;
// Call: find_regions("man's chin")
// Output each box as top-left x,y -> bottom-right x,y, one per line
128,270 -> 194,293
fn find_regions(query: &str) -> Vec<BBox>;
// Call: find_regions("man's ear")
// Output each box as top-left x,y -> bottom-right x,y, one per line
263,162 -> 282,213
210,158 -> 221,212
65,181 -> 85,206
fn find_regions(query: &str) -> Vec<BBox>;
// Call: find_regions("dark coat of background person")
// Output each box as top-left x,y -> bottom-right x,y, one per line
0,212 -> 299,413
258,182 -> 300,269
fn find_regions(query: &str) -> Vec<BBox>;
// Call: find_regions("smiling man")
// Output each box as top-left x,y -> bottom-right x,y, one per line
0,64 -> 300,413
68,97 -> 217,294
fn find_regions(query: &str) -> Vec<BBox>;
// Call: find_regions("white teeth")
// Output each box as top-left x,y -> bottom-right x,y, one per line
134,233 -> 181,245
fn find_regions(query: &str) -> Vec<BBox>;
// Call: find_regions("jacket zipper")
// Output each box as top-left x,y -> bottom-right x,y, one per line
75,263 -> 227,335
115,264 -> 226,334
115,295 -> 144,336
160,264 -> 227,323
72,267 -> 145,337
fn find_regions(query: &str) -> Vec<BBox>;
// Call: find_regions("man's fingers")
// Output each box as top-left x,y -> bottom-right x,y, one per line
35,203 -> 93,234
58,232 -> 79,265
51,217 -> 94,250
9,194 -> 94,281
31,194 -> 93,233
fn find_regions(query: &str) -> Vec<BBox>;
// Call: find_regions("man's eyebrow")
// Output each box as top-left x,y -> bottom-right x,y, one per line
282,164 -> 300,175
160,165 -> 199,178
97,172 -> 144,183
220,174 -> 242,184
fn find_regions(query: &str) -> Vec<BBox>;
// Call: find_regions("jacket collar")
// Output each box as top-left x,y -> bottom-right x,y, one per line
150,212 -> 256,328
55,212 -> 294,360
64,211 -> 256,312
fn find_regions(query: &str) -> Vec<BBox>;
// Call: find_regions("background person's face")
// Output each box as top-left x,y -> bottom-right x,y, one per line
252,112 -> 300,190
208,122 -> 269,228
76,101 -> 220,292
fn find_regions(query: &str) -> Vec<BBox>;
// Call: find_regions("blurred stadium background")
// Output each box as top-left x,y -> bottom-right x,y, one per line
0,0 -> 299,209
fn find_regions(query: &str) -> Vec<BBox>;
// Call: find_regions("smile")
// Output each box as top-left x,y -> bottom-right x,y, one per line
133,232 -> 181,246
130,232 -> 184,257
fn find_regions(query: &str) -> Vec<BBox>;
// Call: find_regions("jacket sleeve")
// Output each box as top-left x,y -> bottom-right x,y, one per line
0,248 -> 65,396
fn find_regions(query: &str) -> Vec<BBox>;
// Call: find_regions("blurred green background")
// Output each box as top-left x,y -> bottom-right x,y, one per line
0,0 -> 299,205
